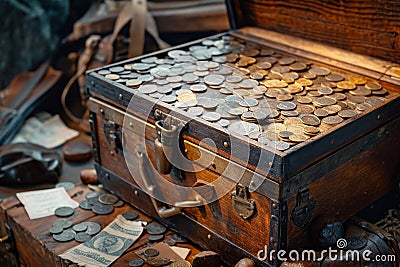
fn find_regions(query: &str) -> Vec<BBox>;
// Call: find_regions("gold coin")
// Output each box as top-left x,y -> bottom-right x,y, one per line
276,94 -> 294,101
336,81 -> 356,90
296,78 -> 313,87
314,108 -> 329,117
297,96 -> 313,104
313,96 -> 337,107
286,125 -> 304,135
281,110 -> 299,117
349,76 -> 367,85
286,83 -> 303,94
322,104 -> 342,115
303,125 -> 320,135
262,79 -> 288,88
338,109 -> 358,118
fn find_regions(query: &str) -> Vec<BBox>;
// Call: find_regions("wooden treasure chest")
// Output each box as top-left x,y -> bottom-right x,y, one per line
87,1 -> 400,266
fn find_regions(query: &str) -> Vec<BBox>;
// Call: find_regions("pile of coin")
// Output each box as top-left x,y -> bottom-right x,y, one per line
79,191 -> 123,215
50,218 -> 101,243
97,35 -> 395,151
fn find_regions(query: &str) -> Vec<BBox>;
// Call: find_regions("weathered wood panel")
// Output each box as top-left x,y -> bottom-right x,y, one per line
228,0 -> 400,62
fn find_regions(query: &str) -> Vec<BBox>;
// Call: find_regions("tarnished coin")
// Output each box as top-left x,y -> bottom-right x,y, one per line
323,104 -> 342,115
300,114 -> 321,126
79,199 -> 93,210
148,234 -> 164,242
55,207 -> 74,217
72,222 -> 88,232
84,222 -> 102,235
322,115 -> 344,125
49,226 -> 64,234
147,257 -> 171,266
53,229 -> 76,242
75,232 -> 91,243
314,108 -> 329,117
98,193 -> 119,205
147,222 -> 167,235
129,258 -> 145,267
202,112 -> 221,122
92,203 -> 114,215
365,82 -> 382,91
53,218 -> 73,229
139,84 -> 158,94
279,131 -> 294,139
122,211 -> 139,221
168,259 -> 192,267
289,62 -> 307,71
297,96 -> 313,104
372,88 -> 387,95
55,182 -> 75,191
143,248 -> 160,258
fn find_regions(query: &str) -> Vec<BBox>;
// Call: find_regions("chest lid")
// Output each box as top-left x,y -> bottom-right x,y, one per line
226,0 -> 400,63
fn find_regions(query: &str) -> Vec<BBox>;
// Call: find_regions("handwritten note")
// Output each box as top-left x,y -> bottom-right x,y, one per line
16,187 -> 79,219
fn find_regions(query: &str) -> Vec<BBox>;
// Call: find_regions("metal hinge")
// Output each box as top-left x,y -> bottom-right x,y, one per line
291,188 -> 315,228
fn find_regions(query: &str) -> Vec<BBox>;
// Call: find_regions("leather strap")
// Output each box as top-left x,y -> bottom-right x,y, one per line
129,0 -> 147,57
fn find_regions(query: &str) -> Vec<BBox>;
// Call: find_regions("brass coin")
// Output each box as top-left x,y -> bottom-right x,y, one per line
365,82 -> 382,91
322,104 -> 342,115
279,131 -> 294,139
105,74 -> 120,80
336,81 -> 356,90
338,109 -> 357,119
276,94 -> 293,102
296,104 -> 315,114
256,62 -> 272,70
303,72 -> 317,79
300,114 -> 321,126
349,76 -> 368,85
286,83 -> 303,94
98,193 -> 119,205
168,259 -> 192,267
307,91 -> 322,97
289,134 -> 308,143
314,108 -> 329,117
296,78 -> 313,87
279,57 -> 296,65
281,110 -> 299,117
55,207 -> 74,217
347,95 -> 366,104
147,257 -> 171,266
322,115 -> 344,125
289,62 -> 307,71
331,93 -> 346,100
282,72 -> 300,80
262,79 -> 288,88
297,96 -> 313,104
321,81 -> 337,88
283,117 -> 303,125
303,126 -> 320,135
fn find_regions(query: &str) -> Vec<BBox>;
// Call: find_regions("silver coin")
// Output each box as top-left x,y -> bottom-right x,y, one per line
109,66 -> 125,73
92,203 -> 114,215
239,98 -> 259,107
131,63 -> 151,71
53,229 -> 76,242
126,79 -> 142,87
98,193 -> 119,205
187,107 -> 204,117
157,85 -> 173,94
204,74 -> 225,86
113,200 -> 124,207
86,191 -> 102,200
217,119 -> 230,127
84,222 -> 102,235
202,112 -> 221,122
160,95 -> 177,103
72,222 -> 88,232
147,222 -> 167,235
52,218 -> 73,229
190,84 -> 207,92
122,211 -> 139,221
75,232 -> 92,243
138,84 -> 157,94
228,121 -> 259,136
270,141 -> 290,151
79,199 -> 92,210
98,70 -> 111,76
143,248 -> 160,258
277,101 -> 296,111
55,207 -> 74,217
55,182 -> 75,191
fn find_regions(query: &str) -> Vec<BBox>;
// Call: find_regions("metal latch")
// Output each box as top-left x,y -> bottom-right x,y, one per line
104,121 -> 123,155
291,188 -> 315,228
154,110 -> 185,175
231,185 -> 256,220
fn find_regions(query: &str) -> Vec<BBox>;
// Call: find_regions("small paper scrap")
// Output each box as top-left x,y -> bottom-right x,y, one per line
16,187 -> 79,219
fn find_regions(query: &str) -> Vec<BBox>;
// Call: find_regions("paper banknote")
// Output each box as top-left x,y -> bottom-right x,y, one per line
60,215 -> 144,266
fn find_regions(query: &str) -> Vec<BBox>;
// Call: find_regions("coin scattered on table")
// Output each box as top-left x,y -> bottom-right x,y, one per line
98,193 -> 119,205
122,211 -> 139,221
147,257 -> 171,266
84,222 -> 102,235
92,203 -> 114,215
129,258 -> 145,267
147,222 -> 167,235
143,248 -> 160,258
55,207 -> 74,217
79,199 -> 93,210
53,229 -> 76,242
75,232 -> 92,243
72,222 -> 88,232
55,182 -> 75,191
